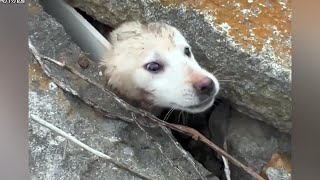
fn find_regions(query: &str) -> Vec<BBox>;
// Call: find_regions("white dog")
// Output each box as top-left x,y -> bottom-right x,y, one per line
101,21 -> 219,115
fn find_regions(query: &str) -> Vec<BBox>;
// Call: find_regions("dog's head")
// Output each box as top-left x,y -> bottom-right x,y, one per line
103,21 -> 219,113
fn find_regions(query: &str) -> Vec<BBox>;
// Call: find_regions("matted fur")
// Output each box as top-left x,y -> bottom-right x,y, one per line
101,21 -> 219,114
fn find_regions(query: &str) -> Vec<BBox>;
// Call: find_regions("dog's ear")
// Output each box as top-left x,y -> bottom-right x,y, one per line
108,21 -> 146,44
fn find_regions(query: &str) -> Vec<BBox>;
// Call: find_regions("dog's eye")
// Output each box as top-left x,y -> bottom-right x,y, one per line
145,62 -> 162,73
184,47 -> 191,57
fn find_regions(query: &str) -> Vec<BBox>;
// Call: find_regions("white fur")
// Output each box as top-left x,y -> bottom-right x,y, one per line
101,21 -> 219,114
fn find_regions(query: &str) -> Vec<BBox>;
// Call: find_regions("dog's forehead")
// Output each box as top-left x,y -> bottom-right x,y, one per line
171,29 -> 188,44
167,28 -> 189,47
148,23 -> 188,46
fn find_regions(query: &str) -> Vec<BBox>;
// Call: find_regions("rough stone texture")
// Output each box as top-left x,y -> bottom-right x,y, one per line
28,1 -> 213,179
66,0 -> 292,133
28,64 -> 210,179
266,167 -> 291,180
227,109 -> 291,180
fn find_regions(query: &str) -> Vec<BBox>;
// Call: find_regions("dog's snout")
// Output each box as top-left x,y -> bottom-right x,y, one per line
193,77 -> 215,96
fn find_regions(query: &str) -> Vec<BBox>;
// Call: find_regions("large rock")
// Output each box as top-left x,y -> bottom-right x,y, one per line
227,109 -> 291,180
66,0 -> 292,133
28,1 -> 213,179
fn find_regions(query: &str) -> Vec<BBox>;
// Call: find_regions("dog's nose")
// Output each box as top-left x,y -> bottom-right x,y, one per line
193,77 -> 215,97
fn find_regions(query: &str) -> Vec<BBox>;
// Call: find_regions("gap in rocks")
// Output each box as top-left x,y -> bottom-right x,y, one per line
75,8 -> 113,38
48,7 -> 236,180
160,98 -> 231,180
39,2 -> 293,179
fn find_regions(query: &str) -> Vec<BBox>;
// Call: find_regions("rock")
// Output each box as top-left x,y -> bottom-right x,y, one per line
159,98 -> 291,180
266,167 -> 291,180
227,109 -> 291,180
28,1 -> 214,179
66,0 -> 292,133
260,152 -> 292,179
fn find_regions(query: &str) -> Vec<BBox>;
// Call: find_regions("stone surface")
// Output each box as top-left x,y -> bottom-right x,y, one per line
28,1 -> 214,179
266,167 -> 291,180
66,0 -> 292,133
226,109 -> 291,180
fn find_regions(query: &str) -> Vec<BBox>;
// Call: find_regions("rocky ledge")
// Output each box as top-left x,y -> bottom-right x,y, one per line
66,0 -> 292,133
28,0 -> 213,179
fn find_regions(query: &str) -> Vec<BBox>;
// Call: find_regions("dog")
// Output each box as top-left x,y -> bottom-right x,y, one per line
101,21 -> 219,115
101,21 -> 229,179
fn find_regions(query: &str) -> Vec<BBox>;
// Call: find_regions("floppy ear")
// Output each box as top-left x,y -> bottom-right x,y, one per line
108,21 -> 146,44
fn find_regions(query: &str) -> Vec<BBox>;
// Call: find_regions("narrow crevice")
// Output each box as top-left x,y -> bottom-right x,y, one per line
160,98 -> 231,180
74,8 -> 114,38
49,6 -> 230,180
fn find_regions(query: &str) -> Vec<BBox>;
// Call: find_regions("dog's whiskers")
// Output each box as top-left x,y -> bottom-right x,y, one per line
219,80 -> 235,82
163,106 -> 176,122
212,66 -> 227,75
177,111 -> 183,124
215,75 -> 236,79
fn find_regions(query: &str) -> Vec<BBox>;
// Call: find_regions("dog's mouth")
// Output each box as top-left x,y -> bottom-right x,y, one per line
173,96 -> 215,113
186,97 -> 213,108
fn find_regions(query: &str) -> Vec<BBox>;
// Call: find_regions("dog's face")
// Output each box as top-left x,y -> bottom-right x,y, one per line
103,22 -> 219,113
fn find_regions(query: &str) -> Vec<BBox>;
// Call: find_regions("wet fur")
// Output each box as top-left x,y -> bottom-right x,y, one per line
101,21 -> 219,115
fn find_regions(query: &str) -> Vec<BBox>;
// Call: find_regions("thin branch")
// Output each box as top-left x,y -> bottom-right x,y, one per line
29,114 -> 153,180
29,41 -> 265,180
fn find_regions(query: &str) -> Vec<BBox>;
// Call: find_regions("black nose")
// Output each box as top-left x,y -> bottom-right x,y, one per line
193,77 -> 215,98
